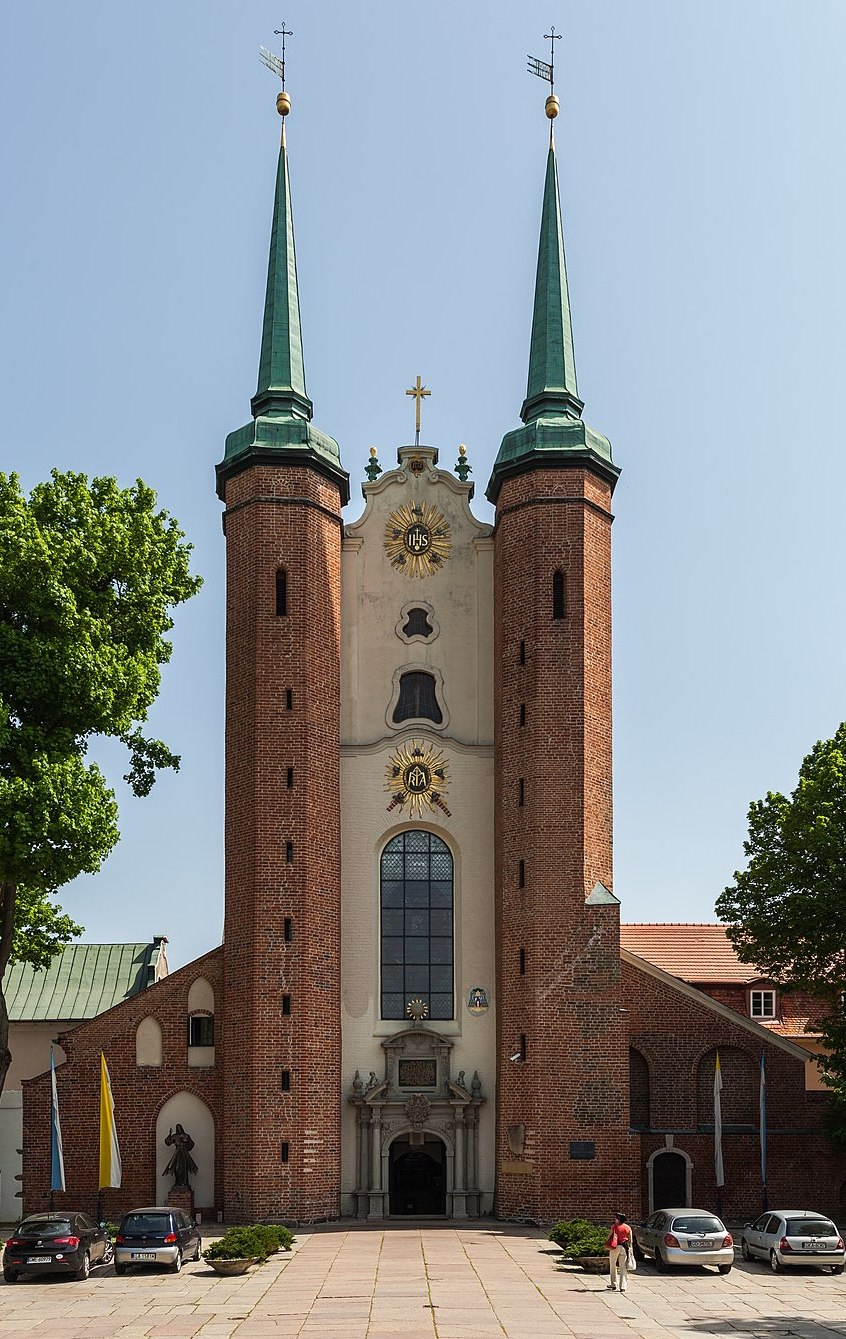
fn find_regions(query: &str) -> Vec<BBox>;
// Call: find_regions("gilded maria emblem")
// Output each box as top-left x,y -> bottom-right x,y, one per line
384,501 -> 452,577
385,739 -> 451,818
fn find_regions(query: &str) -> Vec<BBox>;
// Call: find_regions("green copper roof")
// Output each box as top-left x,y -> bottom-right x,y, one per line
487,135 -> 619,504
217,128 -> 348,503
4,941 -> 164,1022
252,139 -> 310,421
523,146 -> 581,422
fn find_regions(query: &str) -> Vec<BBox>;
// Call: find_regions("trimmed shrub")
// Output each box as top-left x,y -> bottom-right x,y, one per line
203,1226 -> 273,1262
548,1219 -> 608,1258
255,1224 -> 296,1253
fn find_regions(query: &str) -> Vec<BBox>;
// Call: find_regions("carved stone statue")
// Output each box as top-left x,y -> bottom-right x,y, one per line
164,1123 -> 197,1188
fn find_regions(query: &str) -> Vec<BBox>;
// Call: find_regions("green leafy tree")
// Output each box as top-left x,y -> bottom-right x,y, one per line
0,470 -> 201,1096
716,724 -> 846,1132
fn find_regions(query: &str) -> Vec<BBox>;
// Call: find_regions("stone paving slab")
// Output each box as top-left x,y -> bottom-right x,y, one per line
4,1224 -> 846,1337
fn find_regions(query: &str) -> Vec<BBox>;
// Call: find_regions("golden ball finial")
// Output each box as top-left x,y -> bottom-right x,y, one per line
276,90 -> 292,117
545,94 -> 560,120
369,446 -> 378,458
459,443 -> 466,457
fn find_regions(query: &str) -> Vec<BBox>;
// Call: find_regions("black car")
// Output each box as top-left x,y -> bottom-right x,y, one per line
3,1212 -> 112,1282
114,1206 -> 202,1274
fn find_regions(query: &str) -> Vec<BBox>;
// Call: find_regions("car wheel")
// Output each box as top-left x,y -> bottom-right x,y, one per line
102,1242 -> 115,1266
3,1267 -> 19,1283
654,1248 -> 666,1272
169,1250 -> 182,1275
633,1240 -> 644,1263
114,1262 -> 127,1276
770,1250 -> 782,1273
741,1239 -> 752,1262
831,1264 -> 844,1275
194,1240 -> 202,1262
75,1251 -> 90,1282
718,1264 -> 732,1275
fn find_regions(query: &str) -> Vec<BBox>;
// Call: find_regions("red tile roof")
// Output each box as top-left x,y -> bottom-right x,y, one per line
620,923 -> 764,985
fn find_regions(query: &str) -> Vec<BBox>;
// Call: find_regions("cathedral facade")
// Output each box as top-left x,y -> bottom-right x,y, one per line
21,86 -> 845,1226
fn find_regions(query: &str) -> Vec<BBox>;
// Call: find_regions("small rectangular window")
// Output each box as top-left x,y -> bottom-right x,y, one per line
553,570 -> 566,620
519,703 -> 526,727
286,767 -> 294,789
750,989 -> 776,1019
519,639 -> 526,665
286,688 -> 293,710
283,917 -> 292,942
281,994 -> 291,1016
520,1033 -> 527,1062
188,1015 -> 214,1047
276,569 -> 287,617
518,859 -> 525,889
519,947 -> 526,975
280,1070 -> 291,1091
286,841 -> 293,864
518,778 -> 525,807
280,1142 -> 289,1163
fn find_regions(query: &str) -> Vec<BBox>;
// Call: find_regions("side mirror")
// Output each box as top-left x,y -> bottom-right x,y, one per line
743,1222 -> 752,1229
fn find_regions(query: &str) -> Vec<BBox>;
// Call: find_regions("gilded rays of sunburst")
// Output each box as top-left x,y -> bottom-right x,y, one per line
385,739 -> 451,819
384,501 -> 452,578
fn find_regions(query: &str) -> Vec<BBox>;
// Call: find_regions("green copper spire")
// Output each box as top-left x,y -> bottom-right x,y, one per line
251,134 -> 311,420
487,120 -> 618,504
522,145 -> 582,423
217,98 -> 348,503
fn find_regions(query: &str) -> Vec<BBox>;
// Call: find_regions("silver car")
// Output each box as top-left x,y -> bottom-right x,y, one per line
740,1210 -> 845,1274
634,1208 -> 734,1273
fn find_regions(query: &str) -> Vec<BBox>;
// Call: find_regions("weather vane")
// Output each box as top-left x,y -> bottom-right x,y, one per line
527,26 -> 562,137
259,23 -> 294,130
405,375 -> 431,447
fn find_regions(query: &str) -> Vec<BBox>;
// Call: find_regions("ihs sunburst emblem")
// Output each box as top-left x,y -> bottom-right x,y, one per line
385,740 -> 452,818
384,501 -> 452,577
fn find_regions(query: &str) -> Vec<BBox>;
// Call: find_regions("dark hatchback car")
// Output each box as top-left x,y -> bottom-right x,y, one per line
3,1212 -> 112,1282
114,1207 -> 201,1274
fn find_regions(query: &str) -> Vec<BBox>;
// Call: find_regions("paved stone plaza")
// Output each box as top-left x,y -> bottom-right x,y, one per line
2,1224 -> 846,1338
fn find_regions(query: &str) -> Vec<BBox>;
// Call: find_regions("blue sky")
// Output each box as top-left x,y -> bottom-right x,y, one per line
2,2 -> 845,968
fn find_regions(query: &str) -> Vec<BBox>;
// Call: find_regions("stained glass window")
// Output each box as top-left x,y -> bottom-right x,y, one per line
380,832 -> 453,1019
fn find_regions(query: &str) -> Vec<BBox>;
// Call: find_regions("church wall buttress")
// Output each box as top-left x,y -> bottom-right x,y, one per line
222,463 -> 343,1221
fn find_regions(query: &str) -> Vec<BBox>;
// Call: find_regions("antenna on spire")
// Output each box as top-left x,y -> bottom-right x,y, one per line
527,26 -> 562,139
260,22 -> 294,130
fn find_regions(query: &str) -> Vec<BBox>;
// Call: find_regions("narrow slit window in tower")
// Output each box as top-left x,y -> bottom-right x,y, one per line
519,703 -> 526,727
286,688 -> 293,710
518,859 -> 525,889
276,568 -> 287,617
280,1070 -> 291,1091
553,569 -> 566,620
280,1142 -> 289,1163
518,778 -> 525,807
519,639 -> 526,665
519,947 -> 526,975
520,1033 -> 527,1062
286,841 -> 293,864
283,917 -> 293,942
281,995 -> 291,1016
286,767 -> 294,789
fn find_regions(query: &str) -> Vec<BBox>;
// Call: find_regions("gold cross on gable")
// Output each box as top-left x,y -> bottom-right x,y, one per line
405,375 -> 431,445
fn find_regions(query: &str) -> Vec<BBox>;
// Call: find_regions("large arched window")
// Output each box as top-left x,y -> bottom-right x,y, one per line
380,831 -> 453,1020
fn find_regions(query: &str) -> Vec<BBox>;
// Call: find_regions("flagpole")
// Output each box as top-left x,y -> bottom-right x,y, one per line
714,1050 -> 725,1218
760,1053 -> 768,1213
50,1046 -> 66,1213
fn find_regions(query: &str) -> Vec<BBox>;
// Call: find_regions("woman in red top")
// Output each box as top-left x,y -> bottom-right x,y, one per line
606,1214 -> 632,1292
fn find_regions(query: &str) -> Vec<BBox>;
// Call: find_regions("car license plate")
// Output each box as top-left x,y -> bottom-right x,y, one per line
130,1251 -> 156,1260
690,1240 -> 712,1248
27,1255 -> 50,1264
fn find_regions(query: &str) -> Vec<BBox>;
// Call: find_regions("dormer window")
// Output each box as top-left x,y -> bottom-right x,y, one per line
392,671 -> 443,724
750,989 -> 777,1020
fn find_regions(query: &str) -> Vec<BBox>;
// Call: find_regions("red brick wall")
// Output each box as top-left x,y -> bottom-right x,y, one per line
22,949 -> 224,1221
221,462 -> 343,1220
492,466 -> 637,1221
624,958 -> 846,1217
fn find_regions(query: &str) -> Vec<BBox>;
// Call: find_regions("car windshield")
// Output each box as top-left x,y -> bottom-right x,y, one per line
17,1219 -> 72,1238
671,1216 -> 723,1235
122,1214 -> 170,1235
786,1219 -> 837,1237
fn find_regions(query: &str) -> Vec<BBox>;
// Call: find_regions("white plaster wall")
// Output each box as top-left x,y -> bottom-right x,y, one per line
340,450 -> 496,1213
155,1092 -> 215,1210
2,1024 -> 70,1224
0,1091 -> 23,1223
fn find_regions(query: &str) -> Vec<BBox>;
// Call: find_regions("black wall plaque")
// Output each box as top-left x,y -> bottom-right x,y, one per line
398,1059 -> 437,1088
569,1141 -> 596,1160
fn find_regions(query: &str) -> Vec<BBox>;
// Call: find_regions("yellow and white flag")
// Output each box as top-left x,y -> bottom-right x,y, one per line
98,1052 -> 122,1188
714,1050 -> 725,1188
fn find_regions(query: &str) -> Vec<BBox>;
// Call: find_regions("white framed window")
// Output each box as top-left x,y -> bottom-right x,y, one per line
750,989 -> 777,1019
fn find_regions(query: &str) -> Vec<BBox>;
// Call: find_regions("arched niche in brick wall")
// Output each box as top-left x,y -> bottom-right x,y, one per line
187,977 -> 215,1015
136,1016 -> 163,1067
156,1092 -> 215,1212
696,1046 -> 756,1129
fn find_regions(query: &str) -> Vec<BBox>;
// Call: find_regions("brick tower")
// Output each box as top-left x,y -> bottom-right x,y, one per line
216,88 -> 348,1220
487,98 -> 636,1219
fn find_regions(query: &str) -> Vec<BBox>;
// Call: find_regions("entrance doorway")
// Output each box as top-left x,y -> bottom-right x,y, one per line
651,1150 -> 688,1210
389,1136 -> 447,1215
